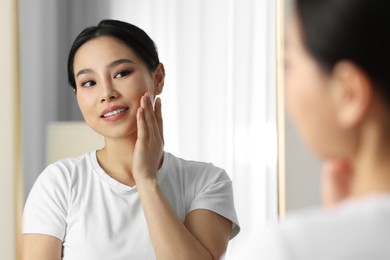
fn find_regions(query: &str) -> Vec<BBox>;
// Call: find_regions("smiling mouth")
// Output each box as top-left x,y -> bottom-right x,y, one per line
101,108 -> 128,118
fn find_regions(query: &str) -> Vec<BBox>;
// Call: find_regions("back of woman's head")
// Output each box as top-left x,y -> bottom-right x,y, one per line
67,19 -> 160,90
296,0 -> 390,105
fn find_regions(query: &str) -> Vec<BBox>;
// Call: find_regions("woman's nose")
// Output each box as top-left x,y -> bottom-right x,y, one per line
100,81 -> 118,103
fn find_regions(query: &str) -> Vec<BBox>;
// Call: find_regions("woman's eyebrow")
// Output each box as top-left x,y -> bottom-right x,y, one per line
107,58 -> 135,68
76,68 -> 93,78
76,59 -> 135,78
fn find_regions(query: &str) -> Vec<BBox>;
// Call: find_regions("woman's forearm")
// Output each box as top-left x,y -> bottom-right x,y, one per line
137,178 -> 213,260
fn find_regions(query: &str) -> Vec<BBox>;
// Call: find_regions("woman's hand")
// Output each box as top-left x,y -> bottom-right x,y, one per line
321,159 -> 354,209
133,93 -> 230,260
132,92 -> 164,183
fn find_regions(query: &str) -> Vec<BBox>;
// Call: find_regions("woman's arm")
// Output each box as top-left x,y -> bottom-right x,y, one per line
134,94 -> 232,259
22,234 -> 62,260
184,209 -> 232,258
137,179 -> 232,260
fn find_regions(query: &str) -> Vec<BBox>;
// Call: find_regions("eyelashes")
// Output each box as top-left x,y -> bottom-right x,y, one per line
114,70 -> 132,79
81,80 -> 96,87
79,70 -> 133,88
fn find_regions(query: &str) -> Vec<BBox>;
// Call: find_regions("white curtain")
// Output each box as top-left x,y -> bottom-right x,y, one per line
21,0 -> 278,257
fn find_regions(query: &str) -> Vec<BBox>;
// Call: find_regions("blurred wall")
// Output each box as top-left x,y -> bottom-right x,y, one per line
285,115 -> 322,212
20,0 -> 110,198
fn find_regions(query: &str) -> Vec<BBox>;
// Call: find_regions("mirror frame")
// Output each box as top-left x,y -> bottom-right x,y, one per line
276,0 -> 286,219
0,0 -> 23,259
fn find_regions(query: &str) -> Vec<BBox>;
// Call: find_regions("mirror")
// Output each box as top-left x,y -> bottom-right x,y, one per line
1,0 -> 320,258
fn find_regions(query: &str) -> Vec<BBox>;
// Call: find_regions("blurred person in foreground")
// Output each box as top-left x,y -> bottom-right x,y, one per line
258,0 -> 390,259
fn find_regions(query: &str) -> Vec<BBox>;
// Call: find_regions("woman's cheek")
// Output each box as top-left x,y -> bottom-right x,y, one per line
286,73 -> 302,122
77,94 -> 92,114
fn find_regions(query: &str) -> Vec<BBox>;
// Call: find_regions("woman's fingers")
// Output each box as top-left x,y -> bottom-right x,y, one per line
148,94 -> 161,138
137,107 -> 148,140
141,94 -> 155,134
142,93 -> 161,139
155,97 -> 164,142
133,93 -> 164,182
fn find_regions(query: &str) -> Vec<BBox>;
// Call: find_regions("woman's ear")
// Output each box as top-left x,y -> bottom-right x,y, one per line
153,63 -> 165,96
330,61 -> 373,128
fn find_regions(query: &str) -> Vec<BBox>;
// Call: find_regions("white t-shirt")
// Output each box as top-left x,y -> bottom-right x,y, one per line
255,195 -> 390,260
23,151 -> 240,260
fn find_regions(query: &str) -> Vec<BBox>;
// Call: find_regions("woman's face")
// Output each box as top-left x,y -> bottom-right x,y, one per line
285,14 -> 351,159
73,36 -> 160,139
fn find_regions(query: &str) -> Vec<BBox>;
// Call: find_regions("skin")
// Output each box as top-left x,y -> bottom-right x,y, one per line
286,13 -> 390,208
23,36 -> 232,260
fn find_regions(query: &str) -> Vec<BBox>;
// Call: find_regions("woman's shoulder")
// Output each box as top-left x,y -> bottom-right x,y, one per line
282,195 -> 390,228
259,196 -> 390,259
47,150 -> 94,168
163,152 -> 231,182
38,151 -> 96,183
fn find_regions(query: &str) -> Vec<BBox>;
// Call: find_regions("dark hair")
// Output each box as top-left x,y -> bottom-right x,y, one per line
296,0 -> 390,104
67,19 -> 160,90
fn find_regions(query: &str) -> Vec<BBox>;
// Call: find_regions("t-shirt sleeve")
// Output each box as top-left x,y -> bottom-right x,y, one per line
23,163 -> 70,241
188,166 -> 240,238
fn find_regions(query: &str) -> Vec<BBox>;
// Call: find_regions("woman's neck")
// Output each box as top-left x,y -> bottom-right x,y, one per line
97,134 -> 137,187
351,111 -> 390,198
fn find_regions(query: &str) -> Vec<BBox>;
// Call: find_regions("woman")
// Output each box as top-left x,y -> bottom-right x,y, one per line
23,20 -> 239,260
258,0 -> 390,259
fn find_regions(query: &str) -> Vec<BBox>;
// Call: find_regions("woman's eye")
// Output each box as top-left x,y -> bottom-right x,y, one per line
81,81 -> 96,87
114,70 -> 131,79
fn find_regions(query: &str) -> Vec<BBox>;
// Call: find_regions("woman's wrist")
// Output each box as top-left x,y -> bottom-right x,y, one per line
135,175 -> 158,189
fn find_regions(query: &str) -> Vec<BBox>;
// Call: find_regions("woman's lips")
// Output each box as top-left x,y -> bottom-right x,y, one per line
100,106 -> 129,121
102,108 -> 127,118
